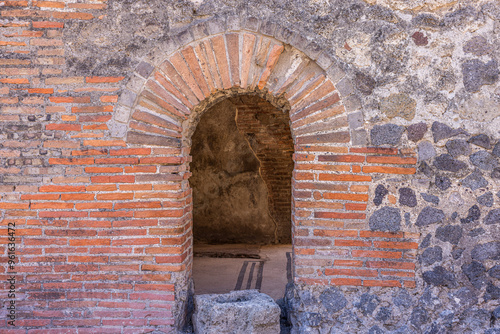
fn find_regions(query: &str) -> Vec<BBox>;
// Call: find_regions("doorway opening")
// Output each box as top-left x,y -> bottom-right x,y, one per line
189,95 -> 294,299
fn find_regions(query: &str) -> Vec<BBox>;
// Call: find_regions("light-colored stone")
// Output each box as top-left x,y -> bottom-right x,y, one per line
192,290 -> 281,334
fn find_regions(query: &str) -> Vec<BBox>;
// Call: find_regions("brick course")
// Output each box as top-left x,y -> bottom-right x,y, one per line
0,5 -> 419,331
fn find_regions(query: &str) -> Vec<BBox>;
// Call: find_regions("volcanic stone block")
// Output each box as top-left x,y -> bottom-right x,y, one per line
433,154 -> 467,172
446,139 -> 471,157
399,188 -> 417,207
416,206 -> 445,226
471,242 -> 500,261
461,59 -> 499,93
420,246 -> 443,266
418,141 -> 436,161
370,123 -> 404,146
369,206 -> 401,232
373,184 -> 389,206
423,266 -> 457,288
477,192 -> 494,207
431,121 -> 467,143
407,122 -> 427,142
468,134 -> 491,149
462,169 -> 488,190
470,151 -> 499,171
485,209 -> 500,225
435,225 -> 462,245
192,290 -> 281,334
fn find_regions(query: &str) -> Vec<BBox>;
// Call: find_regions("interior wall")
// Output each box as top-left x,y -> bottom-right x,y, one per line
190,99 -> 276,244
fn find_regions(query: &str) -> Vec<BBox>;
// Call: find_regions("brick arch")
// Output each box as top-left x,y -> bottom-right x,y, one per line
112,29 -> 355,325
122,32 -> 350,149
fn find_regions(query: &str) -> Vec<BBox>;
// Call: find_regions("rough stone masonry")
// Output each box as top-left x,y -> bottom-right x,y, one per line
0,0 -> 499,333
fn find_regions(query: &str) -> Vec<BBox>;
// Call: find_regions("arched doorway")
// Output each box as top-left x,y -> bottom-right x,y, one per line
112,27 -> 356,329
189,95 -> 294,297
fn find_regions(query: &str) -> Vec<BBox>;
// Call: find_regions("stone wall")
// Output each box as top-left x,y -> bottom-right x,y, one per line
0,0 -> 499,333
286,121 -> 500,333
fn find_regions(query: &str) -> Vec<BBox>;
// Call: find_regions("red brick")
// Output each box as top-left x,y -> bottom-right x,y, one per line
49,158 -> 94,165
333,260 -> 363,267
345,203 -> 367,211
363,280 -> 401,287
72,105 -> 113,113
75,202 -> 113,210
85,167 -> 123,173
359,231 -> 404,238
318,174 -> 371,182
381,271 -> 415,278
94,158 -> 139,165
124,166 -> 156,174
85,76 -> 125,83
169,52 -> 204,101
322,193 -> 369,202
210,35 -> 231,89
318,155 -> 364,163
334,239 -> 372,247
352,250 -> 402,259
325,268 -> 378,277
362,166 -> 416,175
313,229 -> 357,237
39,185 -> 85,192
110,148 -> 151,156
373,241 -> 419,250
314,212 -> 365,220
366,156 -> 417,165
96,193 -> 133,201
350,147 -> 398,155
32,21 -> 64,28
31,202 -> 73,209
61,193 -> 94,201
258,44 -> 284,89
330,278 -> 362,286
45,123 -> 81,131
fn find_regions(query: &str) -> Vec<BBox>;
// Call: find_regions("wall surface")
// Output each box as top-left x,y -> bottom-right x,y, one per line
0,0 -> 499,333
190,98 -> 278,245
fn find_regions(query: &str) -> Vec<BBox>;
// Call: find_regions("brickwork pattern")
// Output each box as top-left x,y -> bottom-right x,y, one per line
1,3 -> 419,331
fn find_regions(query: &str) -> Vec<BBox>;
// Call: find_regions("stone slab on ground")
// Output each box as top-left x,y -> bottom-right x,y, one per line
192,290 -> 281,334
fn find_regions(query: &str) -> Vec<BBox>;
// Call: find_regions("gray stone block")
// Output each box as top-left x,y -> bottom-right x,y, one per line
192,290 -> 281,334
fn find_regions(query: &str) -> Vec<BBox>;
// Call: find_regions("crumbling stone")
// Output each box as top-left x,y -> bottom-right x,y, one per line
319,287 -> 347,314
462,261 -> 487,289
423,266 -> 457,288
463,36 -> 493,56
431,122 -> 466,143
435,174 -> 452,190
192,290 -> 281,334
